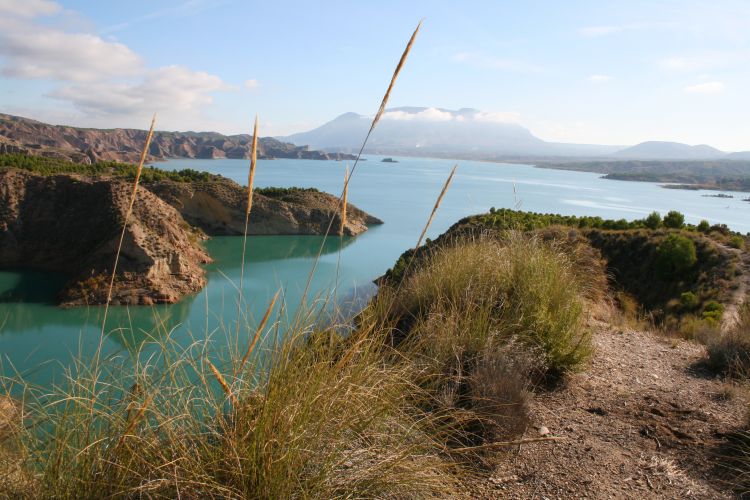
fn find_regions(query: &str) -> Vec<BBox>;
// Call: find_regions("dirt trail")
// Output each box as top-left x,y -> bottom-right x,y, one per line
478,321 -> 747,498
722,246 -> 750,333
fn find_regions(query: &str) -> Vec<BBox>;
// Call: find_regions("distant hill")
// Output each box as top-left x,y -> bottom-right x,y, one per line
0,113 -> 354,164
613,141 -> 725,160
283,107 -> 623,158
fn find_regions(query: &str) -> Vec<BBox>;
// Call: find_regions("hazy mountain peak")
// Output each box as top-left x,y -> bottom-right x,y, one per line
614,141 -> 724,159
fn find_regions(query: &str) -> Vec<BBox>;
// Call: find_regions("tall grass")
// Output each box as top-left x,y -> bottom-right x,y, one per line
0,20 -> 604,497
382,234 -> 595,379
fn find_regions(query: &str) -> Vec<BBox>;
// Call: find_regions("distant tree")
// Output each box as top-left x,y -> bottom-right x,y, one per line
663,210 -> 685,229
644,211 -> 662,230
697,220 -> 711,233
656,234 -> 697,278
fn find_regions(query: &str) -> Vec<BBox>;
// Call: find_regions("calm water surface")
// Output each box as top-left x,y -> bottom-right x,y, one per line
2,156 -> 749,388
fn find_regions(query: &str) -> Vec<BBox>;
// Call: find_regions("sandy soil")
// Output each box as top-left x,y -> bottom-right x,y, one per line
477,321 -> 747,498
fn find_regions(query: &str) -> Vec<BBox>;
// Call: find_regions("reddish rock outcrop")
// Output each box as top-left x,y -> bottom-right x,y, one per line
0,169 -> 381,306
0,113 -> 355,164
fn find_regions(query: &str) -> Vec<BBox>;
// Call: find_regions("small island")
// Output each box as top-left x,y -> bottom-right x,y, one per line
702,193 -> 734,198
381,157 -> 399,163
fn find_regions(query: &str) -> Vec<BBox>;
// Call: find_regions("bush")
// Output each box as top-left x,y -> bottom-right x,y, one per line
656,234 -> 697,278
702,300 -> 724,325
680,291 -> 700,310
663,210 -> 685,229
645,211 -> 662,229
697,220 -> 711,233
729,235 -> 746,250
388,235 -> 596,378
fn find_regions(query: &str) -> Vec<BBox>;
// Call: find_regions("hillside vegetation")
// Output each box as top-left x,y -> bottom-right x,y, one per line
384,208 -> 746,334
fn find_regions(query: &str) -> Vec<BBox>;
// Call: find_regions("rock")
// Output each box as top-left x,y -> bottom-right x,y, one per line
0,168 -> 382,306
0,113 -> 357,164
0,169 -> 210,306
538,426 -> 551,436
146,181 -> 383,237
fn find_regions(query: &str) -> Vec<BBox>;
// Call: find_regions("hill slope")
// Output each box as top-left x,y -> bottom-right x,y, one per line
0,113 -> 355,164
614,141 -> 725,160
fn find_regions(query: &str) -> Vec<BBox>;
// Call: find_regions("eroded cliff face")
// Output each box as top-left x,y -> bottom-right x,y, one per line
0,113 -> 355,164
146,179 -> 383,237
0,169 -> 382,306
0,169 -> 211,306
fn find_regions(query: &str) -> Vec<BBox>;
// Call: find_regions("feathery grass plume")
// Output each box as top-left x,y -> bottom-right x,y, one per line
415,163 -> 457,249
100,114 -> 156,335
236,115 -> 259,332
300,22 -> 422,304
206,358 -> 238,407
115,392 -> 155,450
235,290 -> 280,377
370,19 -> 422,135
339,166 -> 349,236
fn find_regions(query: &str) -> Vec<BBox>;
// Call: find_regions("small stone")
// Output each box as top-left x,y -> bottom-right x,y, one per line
538,426 -> 551,436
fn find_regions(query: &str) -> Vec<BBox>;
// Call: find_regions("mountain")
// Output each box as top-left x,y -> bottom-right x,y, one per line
612,141 -> 725,160
0,113 -> 355,164
283,107 -> 623,158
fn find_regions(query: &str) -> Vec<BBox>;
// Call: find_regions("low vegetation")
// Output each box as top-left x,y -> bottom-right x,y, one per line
0,152 -> 219,183
385,208 -> 742,335
0,232 -> 601,497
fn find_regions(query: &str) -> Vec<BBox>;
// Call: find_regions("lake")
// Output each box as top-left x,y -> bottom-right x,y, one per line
2,155 -> 749,388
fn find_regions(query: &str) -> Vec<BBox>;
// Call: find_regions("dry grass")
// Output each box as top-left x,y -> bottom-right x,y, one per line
339,165 -> 348,236
706,305 -> 750,378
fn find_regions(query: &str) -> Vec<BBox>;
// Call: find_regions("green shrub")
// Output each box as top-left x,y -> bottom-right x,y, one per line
663,210 -> 685,229
656,234 -> 697,278
702,300 -> 724,325
729,235 -> 746,250
697,220 -> 711,233
387,235 -> 595,378
644,211 -> 662,229
680,291 -> 700,310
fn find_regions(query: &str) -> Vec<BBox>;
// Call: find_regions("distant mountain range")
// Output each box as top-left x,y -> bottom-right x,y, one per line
282,107 -> 750,161
0,114 -> 354,164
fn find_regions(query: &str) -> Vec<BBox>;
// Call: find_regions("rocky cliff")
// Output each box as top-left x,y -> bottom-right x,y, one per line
148,181 -> 382,237
0,114 -> 356,164
0,169 -> 381,306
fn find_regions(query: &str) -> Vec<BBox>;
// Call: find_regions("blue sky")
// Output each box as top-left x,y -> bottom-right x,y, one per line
1,0 -> 750,149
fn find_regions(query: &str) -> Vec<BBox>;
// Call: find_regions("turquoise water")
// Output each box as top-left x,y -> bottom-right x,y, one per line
2,155 -> 749,388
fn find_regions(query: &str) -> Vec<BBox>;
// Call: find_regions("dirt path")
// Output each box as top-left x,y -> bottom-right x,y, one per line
722,246 -> 750,333
480,321 -> 747,498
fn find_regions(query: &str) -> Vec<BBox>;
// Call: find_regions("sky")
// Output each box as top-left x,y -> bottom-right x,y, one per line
1,0 -> 750,150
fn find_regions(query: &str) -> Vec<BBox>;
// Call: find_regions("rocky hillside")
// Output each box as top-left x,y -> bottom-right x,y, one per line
0,114 -> 355,164
149,183 -> 381,237
0,166 -> 381,306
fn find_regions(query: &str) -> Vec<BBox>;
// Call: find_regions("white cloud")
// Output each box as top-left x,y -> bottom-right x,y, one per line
473,111 -> 521,123
684,81 -> 725,94
579,26 -> 623,37
381,108 -> 520,124
244,79 -> 260,90
588,74 -> 612,83
659,51 -> 750,72
382,107 -> 453,122
452,52 -> 541,72
0,21 -> 142,81
0,2 -> 230,128
0,0 -> 59,18
50,66 -> 229,115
